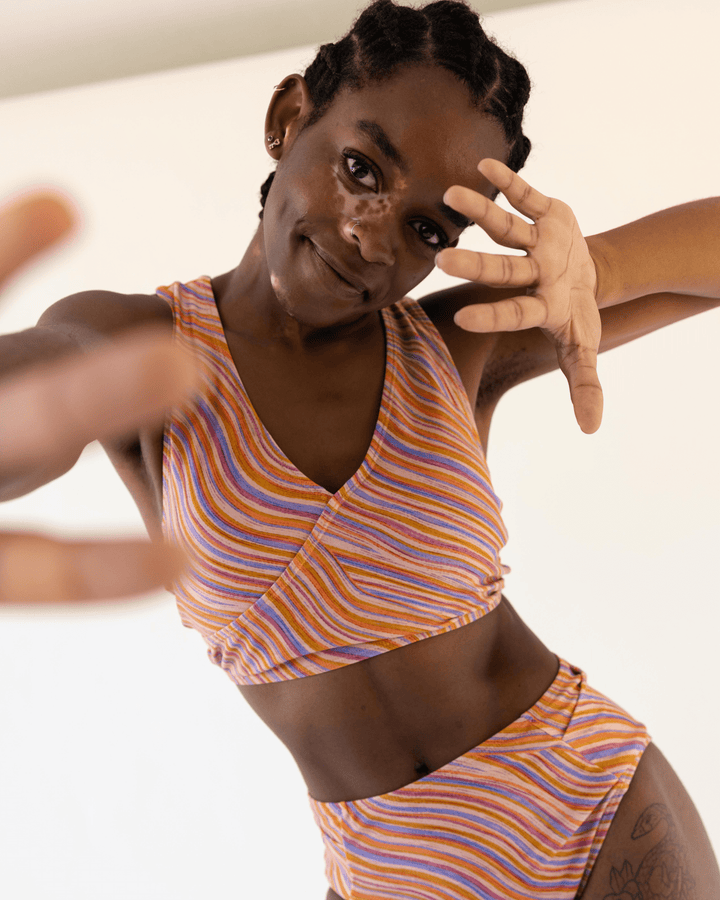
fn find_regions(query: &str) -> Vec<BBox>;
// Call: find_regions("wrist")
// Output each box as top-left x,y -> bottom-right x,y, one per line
586,233 -> 623,309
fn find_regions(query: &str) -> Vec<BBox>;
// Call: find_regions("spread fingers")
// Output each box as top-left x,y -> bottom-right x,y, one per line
452,295 -> 551,332
443,185 -> 537,250
478,159 -> 553,222
437,247 -> 539,288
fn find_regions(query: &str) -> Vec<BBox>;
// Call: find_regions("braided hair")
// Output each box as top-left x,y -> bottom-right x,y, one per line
259,0 -> 531,217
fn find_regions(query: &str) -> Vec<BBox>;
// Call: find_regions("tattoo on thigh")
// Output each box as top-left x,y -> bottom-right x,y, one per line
604,803 -> 695,899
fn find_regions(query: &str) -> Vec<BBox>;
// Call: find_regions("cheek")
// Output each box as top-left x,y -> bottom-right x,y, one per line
307,156 -> 398,226
275,155 -> 359,227
327,178 -> 375,224
359,194 -> 391,226
267,153 -> 327,224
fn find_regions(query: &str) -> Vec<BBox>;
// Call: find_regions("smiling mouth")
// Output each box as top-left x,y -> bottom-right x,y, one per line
310,241 -> 367,298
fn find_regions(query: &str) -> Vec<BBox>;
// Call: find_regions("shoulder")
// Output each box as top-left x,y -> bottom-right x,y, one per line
36,289 -> 175,529
579,743 -> 720,898
417,284 -> 504,401
1,288 -> 173,383
37,288 -> 172,348
418,283 -> 544,446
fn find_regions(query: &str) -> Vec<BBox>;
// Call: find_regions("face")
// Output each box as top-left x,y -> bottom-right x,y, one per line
262,64 -> 509,330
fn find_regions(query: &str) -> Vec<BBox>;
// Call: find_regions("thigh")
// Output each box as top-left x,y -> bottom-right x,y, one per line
579,743 -> 720,899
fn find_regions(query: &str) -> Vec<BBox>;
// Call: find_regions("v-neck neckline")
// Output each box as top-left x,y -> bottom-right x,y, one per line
202,277 -> 396,500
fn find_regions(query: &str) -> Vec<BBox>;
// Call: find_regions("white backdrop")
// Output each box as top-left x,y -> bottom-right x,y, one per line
1,0 -> 718,897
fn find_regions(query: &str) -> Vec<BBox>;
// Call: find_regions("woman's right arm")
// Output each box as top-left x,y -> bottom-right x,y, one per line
0,191 -> 198,603
0,290 -> 173,500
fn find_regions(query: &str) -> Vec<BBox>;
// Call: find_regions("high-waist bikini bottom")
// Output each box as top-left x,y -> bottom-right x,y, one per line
308,658 -> 651,900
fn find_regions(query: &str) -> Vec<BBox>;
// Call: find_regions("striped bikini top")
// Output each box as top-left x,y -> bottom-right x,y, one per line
160,276 -> 509,686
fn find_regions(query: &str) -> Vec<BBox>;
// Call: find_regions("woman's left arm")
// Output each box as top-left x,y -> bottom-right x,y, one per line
437,160 -> 720,434
588,198 -> 720,309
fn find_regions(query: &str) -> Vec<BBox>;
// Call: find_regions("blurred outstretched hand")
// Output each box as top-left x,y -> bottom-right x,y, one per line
0,191 -> 198,603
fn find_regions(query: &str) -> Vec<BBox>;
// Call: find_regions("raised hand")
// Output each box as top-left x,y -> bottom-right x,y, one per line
436,158 -> 603,434
0,191 -> 198,603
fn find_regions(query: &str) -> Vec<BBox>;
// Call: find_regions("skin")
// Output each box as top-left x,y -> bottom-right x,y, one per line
438,165 -> 603,433
0,192 -> 198,602
2,63 -> 719,896
211,66 -> 510,493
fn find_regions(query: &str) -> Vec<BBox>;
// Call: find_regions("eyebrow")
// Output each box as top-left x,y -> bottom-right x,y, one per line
354,118 -> 475,233
438,202 -> 474,232
355,119 -> 408,172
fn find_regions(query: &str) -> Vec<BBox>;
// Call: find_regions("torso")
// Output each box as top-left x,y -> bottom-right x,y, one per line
100,274 -> 558,803
239,600 -> 558,801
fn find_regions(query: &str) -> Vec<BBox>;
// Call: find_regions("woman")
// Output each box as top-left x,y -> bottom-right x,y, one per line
2,1 -> 718,897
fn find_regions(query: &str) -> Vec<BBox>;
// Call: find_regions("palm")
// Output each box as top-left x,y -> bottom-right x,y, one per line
437,159 -> 603,433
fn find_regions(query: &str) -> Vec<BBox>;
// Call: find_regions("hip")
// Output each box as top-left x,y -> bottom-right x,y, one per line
310,657 -> 651,900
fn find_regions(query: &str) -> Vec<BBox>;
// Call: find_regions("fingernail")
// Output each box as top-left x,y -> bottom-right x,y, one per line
453,309 -> 468,328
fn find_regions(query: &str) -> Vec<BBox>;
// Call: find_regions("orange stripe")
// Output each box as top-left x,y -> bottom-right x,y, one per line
160,276 -> 508,685
308,660 -> 650,899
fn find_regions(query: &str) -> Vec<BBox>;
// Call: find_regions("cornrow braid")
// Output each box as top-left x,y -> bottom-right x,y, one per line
259,0 -> 532,217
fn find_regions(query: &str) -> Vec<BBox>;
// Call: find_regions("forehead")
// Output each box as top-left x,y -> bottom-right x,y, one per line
318,64 -> 509,192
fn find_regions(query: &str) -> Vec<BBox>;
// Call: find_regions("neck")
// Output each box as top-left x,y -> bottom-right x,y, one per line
212,224 -> 379,352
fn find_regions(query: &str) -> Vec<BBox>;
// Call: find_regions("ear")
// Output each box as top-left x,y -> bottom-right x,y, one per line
264,75 -> 313,160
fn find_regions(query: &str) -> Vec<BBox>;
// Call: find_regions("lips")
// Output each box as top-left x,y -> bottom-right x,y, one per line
310,241 -> 369,298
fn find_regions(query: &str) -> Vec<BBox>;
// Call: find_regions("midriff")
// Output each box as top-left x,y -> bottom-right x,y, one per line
238,596 -> 558,802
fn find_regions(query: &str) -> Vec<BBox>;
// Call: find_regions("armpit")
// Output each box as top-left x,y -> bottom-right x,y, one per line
476,340 -> 546,407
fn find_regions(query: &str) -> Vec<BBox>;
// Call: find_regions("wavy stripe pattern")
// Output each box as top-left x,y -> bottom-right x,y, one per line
160,277 -> 509,685
309,660 -> 651,900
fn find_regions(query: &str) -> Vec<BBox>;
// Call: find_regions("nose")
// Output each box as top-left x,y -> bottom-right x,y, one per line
345,217 -> 396,267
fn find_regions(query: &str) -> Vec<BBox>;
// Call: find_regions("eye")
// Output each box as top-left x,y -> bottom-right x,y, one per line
411,220 -> 449,250
343,152 -> 379,191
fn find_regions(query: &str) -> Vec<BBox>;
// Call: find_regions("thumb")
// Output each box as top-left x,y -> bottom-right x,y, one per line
572,380 -> 604,434
558,350 -> 604,434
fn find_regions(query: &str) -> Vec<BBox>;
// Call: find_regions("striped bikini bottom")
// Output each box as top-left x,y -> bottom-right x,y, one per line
308,659 -> 651,900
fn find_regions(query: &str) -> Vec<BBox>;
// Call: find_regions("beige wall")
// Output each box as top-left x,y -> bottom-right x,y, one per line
2,0 -> 564,99
1,1 -> 718,896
